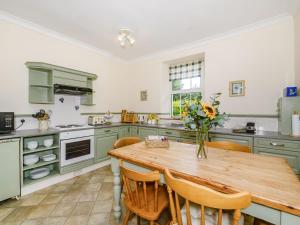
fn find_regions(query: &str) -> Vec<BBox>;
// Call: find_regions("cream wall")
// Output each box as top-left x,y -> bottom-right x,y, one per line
127,16 -> 295,115
0,19 -> 129,116
295,11 -> 300,88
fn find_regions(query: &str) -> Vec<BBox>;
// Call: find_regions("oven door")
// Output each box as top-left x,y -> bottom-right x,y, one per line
60,136 -> 94,167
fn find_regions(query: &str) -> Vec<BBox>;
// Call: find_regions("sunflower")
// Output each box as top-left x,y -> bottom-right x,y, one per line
201,102 -> 216,120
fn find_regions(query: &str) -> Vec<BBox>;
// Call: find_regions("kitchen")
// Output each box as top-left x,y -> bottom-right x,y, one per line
0,1 -> 300,225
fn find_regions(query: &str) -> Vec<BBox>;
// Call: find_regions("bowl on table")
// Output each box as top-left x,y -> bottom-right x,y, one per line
27,141 -> 38,150
43,138 -> 53,147
23,154 -> 39,166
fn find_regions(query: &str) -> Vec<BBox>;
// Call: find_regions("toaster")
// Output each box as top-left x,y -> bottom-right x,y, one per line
88,116 -> 105,125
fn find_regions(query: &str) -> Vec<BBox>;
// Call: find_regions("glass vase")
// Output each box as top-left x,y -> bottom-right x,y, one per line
196,129 -> 208,159
39,120 -> 49,131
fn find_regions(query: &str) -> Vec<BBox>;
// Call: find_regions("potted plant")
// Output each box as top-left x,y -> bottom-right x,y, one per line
182,93 -> 228,158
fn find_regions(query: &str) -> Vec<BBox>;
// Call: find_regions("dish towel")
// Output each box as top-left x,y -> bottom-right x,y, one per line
181,203 -> 244,225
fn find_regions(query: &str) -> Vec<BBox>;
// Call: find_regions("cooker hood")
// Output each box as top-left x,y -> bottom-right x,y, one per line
54,84 -> 93,96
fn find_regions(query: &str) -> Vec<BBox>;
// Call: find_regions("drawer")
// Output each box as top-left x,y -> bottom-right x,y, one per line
209,133 -> 253,149
95,127 -> 118,136
180,131 -> 197,139
254,138 -> 300,151
158,129 -> 181,137
254,147 -> 300,174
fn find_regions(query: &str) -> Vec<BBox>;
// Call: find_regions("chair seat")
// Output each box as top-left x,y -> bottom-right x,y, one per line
181,203 -> 244,225
124,184 -> 169,221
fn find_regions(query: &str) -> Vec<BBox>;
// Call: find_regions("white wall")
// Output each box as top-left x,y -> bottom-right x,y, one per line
295,11 -> 300,89
0,19 -> 129,119
127,16 -> 295,116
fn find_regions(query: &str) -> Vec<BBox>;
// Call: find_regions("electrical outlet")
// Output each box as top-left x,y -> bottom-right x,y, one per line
20,119 -> 25,123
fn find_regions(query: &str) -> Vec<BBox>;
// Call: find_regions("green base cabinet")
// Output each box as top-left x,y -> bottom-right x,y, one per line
130,126 -> 139,137
95,133 -> 118,162
138,127 -> 158,139
209,133 -> 253,151
118,126 -> 130,138
0,138 -> 20,201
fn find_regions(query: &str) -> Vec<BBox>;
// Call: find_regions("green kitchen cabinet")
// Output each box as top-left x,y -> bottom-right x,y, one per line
139,127 -> 158,139
95,133 -> 118,162
0,138 -> 20,201
130,126 -> 139,137
118,126 -> 130,138
159,128 -> 181,142
209,133 -> 254,151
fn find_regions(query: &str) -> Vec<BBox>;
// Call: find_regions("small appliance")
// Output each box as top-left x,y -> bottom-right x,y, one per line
0,112 -> 14,134
246,122 -> 256,134
88,116 -> 105,125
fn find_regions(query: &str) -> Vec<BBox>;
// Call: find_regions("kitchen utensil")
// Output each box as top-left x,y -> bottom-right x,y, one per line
41,154 -> 56,162
29,168 -> 50,180
43,138 -> 53,147
23,154 -> 39,166
27,141 -> 38,150
88,116 -> 105,125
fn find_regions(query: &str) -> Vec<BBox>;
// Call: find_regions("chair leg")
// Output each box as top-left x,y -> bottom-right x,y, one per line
137,216 -> 140,225
150,221 -> 154,225
122,210 -> 131,225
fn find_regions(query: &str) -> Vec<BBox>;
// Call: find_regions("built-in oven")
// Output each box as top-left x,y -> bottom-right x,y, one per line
60,129 -> 94,167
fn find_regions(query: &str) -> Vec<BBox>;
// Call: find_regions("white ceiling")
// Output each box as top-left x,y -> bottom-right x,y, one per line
0,0 -> 300,60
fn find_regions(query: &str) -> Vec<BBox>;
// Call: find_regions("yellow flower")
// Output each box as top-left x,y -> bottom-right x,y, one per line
181,111 -> 188,118
201,102 -> 216,120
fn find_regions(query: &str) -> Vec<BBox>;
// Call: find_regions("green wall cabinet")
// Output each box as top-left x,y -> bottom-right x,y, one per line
0,138 -> 20,201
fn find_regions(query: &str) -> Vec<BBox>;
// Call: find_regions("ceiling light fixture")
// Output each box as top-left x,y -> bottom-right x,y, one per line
118,28 -> 135,48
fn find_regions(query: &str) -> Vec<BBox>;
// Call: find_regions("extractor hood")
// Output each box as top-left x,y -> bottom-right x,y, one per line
54,84 -> 93,96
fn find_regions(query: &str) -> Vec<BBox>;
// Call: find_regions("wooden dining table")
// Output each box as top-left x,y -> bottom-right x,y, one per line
108,141 -> 300,225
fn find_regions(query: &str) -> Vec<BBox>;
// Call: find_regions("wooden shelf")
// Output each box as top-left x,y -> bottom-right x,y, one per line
23,159 -> 59,171
23,145 -> 59,155
23,170 -> 59,186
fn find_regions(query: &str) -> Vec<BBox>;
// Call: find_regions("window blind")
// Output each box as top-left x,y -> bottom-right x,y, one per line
169,60 -> 201,81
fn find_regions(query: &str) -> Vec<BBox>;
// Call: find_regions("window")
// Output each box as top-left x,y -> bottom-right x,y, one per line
169,61 -> 202,117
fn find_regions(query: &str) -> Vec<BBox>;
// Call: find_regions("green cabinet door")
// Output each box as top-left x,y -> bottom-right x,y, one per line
254,147 -> 300,174
130,126 -> 139,137
118,126 -> 130,138
95,134 -> 118,162
0,138 -> 20,201
209,133 -> 253,151
139,127 -> 158,139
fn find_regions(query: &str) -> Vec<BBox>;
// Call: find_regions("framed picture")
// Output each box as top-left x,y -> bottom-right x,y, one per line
229,80 -> 245,97
140,90 -> 148,101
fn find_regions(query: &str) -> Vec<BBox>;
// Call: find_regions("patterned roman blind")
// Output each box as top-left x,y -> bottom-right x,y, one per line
169,60 -> 202,81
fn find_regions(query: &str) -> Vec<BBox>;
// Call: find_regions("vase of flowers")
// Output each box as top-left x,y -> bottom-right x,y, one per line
182,93 -> 228,159
32,109 -> 51,131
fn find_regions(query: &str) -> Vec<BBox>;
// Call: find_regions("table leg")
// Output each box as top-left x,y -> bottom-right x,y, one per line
111,158 -> 121,221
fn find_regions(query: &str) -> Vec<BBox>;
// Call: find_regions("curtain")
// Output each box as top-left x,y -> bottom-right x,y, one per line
169,60 -> 201,81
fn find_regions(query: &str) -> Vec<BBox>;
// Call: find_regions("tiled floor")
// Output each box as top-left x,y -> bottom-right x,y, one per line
0,166 -> 115,225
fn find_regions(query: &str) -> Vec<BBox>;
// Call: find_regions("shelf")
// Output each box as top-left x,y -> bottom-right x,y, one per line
30,84 -> 52,88
23,145 -> 59,155
23,170 -> 60,186
23,159 -> 59,171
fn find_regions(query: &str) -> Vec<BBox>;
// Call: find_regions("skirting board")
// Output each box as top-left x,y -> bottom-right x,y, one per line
21,159 -> 111,196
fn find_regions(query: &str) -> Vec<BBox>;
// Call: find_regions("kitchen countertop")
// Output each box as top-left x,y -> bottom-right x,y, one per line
0,123 -> 299,141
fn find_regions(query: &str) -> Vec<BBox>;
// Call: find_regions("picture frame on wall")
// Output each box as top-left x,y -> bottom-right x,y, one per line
229,80 -> 245,97
140,90 -> 148,101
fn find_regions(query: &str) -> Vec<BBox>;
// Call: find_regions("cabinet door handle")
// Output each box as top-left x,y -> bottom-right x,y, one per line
0,138 -> 19,144
270,142 -> 285,147
166,131 -> 172,134
105,130 -> 111,133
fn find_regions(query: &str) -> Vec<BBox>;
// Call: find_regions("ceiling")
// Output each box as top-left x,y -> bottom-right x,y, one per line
0,0 -> 300,60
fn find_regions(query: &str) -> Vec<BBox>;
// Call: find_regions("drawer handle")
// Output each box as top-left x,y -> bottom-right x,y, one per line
166,132 -> 172,134
105,130 -> 111,133
270,142 -> 285,147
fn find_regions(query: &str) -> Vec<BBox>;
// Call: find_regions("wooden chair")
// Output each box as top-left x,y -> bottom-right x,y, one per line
164,168 -> 251,225
113,136 -> 142,149
205,141 -> 251,153
120,163 -> 169,225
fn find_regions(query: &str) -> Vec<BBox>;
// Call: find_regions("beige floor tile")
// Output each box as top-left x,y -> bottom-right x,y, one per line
92,200 -> 113,214
49,202 -> 76,217
75,177 -> 91,185
21,195 -> 47,207
72,202 -> 94,216
20,218 -> 44,225
69,184 -> 85,192
89,176 -> 105,184
79,192 -> 98,202
40,194 -> 64,205
50,185 -> 70,194
97,190 -> 113,201
61,193 -> 80,203
87,213 -> 108,225
64,215 -> 89,225
2,199 -> 23,208
100,183 -> 113,192
0,208 -> 14,222
27,204 -> 55,219
86,183 -> 102,192
42,217 -> 67,225
103,176 -> 113,183
1,207 -> 33,223
56,178 -> 76,186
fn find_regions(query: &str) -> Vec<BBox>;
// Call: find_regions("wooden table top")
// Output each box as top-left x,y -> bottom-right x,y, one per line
108,141 -> 300,216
